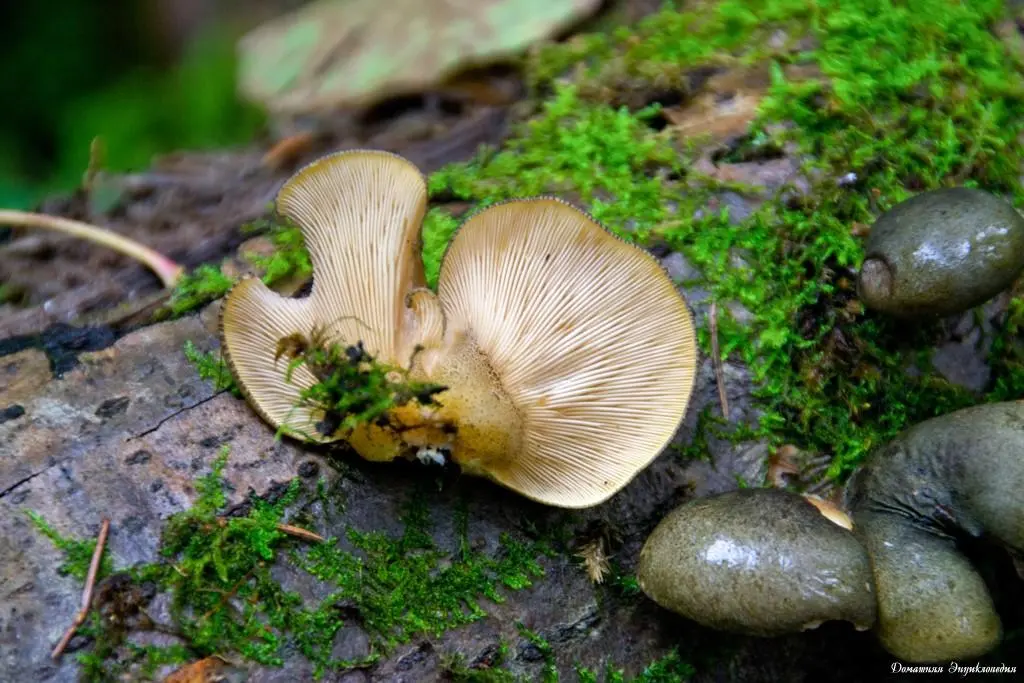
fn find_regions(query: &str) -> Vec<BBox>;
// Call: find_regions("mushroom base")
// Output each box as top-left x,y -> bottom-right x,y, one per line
413,334 -> 524,480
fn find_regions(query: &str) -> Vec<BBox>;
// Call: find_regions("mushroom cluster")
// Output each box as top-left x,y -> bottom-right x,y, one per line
637,400 -> 1024,663
220,150 -> 698,508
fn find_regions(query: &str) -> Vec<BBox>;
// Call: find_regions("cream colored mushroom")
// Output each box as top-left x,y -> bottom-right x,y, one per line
408,198 -> 698,506
220,148 -> 428,457
220,151 -> 699,508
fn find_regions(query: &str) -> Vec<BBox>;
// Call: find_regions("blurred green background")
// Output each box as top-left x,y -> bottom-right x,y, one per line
0,0 -> 268,210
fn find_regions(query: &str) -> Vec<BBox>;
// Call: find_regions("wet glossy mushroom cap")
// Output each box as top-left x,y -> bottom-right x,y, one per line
425,198 -> 698,508
857,187 -> 1024,318
637,488 -> 877,636
219,149 -> 428,446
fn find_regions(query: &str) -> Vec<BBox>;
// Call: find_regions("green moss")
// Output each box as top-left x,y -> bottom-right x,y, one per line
517,624 -> 560,683
25,510 -> 113,581
183,340 -> 240,396
245,219 -> 312,287
426,86 -> 683,244
277,336 -> 447,442
423,0 -> 1024,479
165,263 -> 235,318
578,650 -> 695,683
422,209 -> 462,289
443,641 -> 518,682
443,627 -> 693,683
32,446 -> 552,680
162,216 -> 312,320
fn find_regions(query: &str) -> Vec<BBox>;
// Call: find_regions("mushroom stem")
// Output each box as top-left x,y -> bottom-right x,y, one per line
0,209 -> 184,288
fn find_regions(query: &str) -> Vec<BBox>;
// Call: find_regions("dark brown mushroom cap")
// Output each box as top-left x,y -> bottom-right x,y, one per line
432,197 -> 698,507
637,488 -> 877,636
219,149 -> 428,444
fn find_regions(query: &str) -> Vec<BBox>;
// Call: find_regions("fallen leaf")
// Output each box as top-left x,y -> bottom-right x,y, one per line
162,657 -> 224,683
238,0 -> 603,116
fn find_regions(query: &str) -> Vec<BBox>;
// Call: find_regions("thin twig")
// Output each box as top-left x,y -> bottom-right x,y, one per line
52,518 -> 111,659
709,301 -> 730,419
199,569 -> 255,623
0,210 -> 184,288
214,517 -> 324,543
261,131 -> 317,171
275,523 -> 325,543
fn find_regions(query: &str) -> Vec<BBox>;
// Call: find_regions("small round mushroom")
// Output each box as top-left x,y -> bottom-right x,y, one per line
843,400 -> 1024,662
637,488 -> 877,637
221,151 -> 699,508
857,187 -> 1024,318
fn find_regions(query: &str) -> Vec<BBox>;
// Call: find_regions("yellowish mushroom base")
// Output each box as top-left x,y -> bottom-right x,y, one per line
345,332 -> 524,480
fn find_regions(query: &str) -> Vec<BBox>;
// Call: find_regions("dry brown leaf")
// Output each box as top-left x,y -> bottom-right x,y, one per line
162,657 -> 224,683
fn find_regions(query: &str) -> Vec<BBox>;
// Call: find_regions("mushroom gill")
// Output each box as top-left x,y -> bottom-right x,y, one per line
425,198 -> 698,507
221,152 -> 698,508
220,149 -> 428,448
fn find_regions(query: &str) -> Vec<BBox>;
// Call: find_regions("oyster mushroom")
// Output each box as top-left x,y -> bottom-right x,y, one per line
843,400 -> 1024,662
221,150 -> 699,508
637,488 -> 877,636
237,0 -> 603,118
857,187 -> 1024,318
220,148 -> 429,456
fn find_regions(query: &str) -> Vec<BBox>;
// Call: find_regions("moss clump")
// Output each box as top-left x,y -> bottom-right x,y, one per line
165,263 -> 236,318
442,627 -> 693,682
32,446 -> 552,680
276,334 -> 447,441
25,511 -> 113,581
163,217 -> 312,320
245,219 -> 312,287
183,340 -> 239,396
578,650 -> 695,683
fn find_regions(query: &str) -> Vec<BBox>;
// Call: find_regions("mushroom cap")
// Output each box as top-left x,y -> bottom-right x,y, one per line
637,488 -> 877,637
853,510 -> 1001,663
841,400 -> 1024,663
219,149 -> 428,444
237,0 -> 603,116
856,187 -> 1024,318
845,400 -> 1024,555
433,197 -> 698,507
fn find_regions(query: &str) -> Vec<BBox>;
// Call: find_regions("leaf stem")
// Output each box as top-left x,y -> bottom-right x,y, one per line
0,209 -> 184,288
